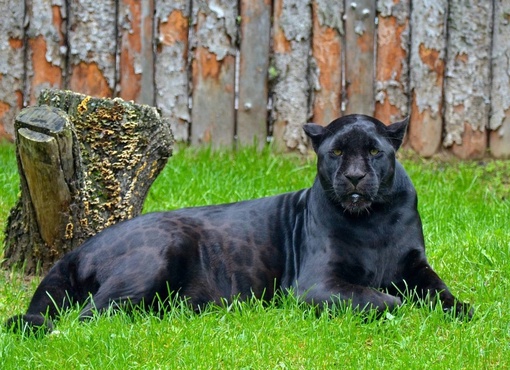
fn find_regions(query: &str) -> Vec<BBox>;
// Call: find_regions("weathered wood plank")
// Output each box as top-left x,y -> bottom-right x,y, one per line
139,0 -> 156,105
67,0 -> 117,97
443,0 -> 492,159
191,0 -> 237,147
344,0 -> 376,115
490,0 -> 510,159
271,0 -> 312,152
374,0 -> 410,125
155,0 -> 191,142
118,0 -> 154,105
408,0 -> 447,156
311,0 -> 343,126
26,0 -> 66,105
0,0 -> 25,140
237,0 -> 271,148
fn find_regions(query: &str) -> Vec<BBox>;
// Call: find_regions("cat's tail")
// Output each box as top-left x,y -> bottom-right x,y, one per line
4,313 -> 54,335
4,258 -> 78,335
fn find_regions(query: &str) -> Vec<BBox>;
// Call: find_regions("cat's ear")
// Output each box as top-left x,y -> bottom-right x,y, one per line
303,123 -> 325,152
386,117 -> 409,150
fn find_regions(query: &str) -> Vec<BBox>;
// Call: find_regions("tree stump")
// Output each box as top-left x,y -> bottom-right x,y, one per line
3,89 -> 173,274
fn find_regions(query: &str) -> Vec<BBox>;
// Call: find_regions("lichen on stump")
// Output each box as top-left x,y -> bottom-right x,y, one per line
3,89 -> 173,274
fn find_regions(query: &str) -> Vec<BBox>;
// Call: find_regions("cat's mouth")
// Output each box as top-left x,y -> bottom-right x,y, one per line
341,193 -> 372,214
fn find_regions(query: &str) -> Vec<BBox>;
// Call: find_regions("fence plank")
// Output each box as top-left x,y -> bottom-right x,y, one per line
374,0 -> 409,125
118,0 -> 154,105
408,1 -> 447,157
191,0 -> 237,147
26,0 -> 65,105
139,1 -> 156,105
271,0 -> 312,152
311,0 -> 343,126
0,0 -> 25,139
344,0 -> 376,115
68,0 -> 117,97
490,0 -> 510,159
237,0 -> 271,148
443,0 -> 492,159
0,0 -> 507,157
155,0 -> 191,142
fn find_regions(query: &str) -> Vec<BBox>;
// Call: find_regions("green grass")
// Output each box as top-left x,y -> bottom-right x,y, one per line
0,141 -> 509,369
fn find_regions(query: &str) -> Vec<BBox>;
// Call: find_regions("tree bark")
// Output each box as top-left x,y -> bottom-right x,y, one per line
118,0 -> 155,105
67,0 -> 117,97
271,0 -> 312,153
3,89 -> 173,274
191,0 -> 237,147
0,0 -> 25,140
344,0 -> 376,116
443,0 -> 492,159
25,0 -> 66,105
408,1 -> 447,157
155,0 -> 191,142
237,0 -> 272,148
311,0 -> 343,127
374,0 -> 410,125
489,0 -> 510,159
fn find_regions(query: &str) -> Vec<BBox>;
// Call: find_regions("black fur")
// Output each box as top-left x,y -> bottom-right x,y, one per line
5,114 -> 472,334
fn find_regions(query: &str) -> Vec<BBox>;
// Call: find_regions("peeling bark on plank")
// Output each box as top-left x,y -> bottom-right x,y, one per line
311,0 -> 343,126
139,0 -> 156,105
3,89 -> 173,274
155,0 -> 191,142
4,106 -> 74,273
408,1 -> 447,157
118,0 -> 155,105
190,0 -> 237,147
489,0 -> 510,159
443,0 -> 492,159
374,0 -> 410,125
344,0 -> 376,116
25,0 -> 66,106
237,0 -> 271,148
0,0 -> 25,140
68,0 -> 117,97
271,0 -> 312,153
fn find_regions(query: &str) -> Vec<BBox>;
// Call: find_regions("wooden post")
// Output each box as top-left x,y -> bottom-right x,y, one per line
271,0 -> 312,153
155,0 -> 192,142
237,0 -> 271,148
0,0 -> 25,140
490,0 -> 510,159
191,0 -> 237,147
443,0 -> 492,159
408,1 -> 447,157
16,107 -> 74,248
3,90 -> 173,274
344,0 -> 376,116
25,0 -> 66,105
118,0 -> 155,105
311,0 -> 343,126
68,0 -> 117,97
374,0 -> 410,125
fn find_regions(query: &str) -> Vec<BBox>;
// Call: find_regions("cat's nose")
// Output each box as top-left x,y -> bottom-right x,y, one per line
345,172 -> 366,186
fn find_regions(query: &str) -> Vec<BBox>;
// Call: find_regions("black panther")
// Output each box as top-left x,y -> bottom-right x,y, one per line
5,114 -> 472,333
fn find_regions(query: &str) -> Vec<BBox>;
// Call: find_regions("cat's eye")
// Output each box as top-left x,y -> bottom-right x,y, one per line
370,148 -> 380,156
332,149 -> 343,156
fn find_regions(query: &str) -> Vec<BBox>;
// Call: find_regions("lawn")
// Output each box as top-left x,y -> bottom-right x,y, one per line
0,141 -> 509,369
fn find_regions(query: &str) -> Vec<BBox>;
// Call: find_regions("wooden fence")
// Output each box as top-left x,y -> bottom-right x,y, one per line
0,0 -> 509,158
